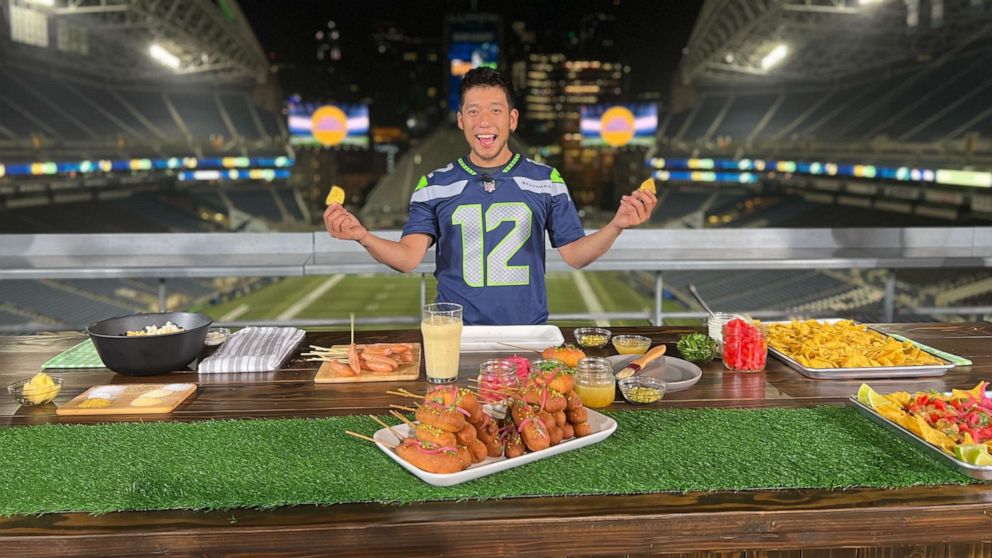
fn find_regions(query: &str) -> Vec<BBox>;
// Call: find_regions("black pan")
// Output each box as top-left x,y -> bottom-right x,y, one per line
87,312 -> 213,376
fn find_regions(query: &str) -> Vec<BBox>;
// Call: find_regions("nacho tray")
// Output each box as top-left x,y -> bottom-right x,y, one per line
768,321 -> 955,380
849,395 -> 992,480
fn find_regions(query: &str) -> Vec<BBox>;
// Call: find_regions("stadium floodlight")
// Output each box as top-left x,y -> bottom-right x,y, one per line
858,0 -> 883,5
761,44 -> 789,70
24,0 -> 56,7
149,43 -> 181,70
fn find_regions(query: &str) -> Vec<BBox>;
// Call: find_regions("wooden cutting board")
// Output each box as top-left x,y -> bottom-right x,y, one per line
56,383 -> 197,415
314,344 -> 421,383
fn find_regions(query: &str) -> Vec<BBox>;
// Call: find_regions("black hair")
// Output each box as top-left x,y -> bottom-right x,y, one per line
459,67 -> 514,110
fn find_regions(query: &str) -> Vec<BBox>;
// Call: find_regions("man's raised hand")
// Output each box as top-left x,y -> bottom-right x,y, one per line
323,204 -> 369,243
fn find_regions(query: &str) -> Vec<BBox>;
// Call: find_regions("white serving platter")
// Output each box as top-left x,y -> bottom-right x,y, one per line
606,355 -> 703,392
459,325 -> 564,353
372,408 -> 617,487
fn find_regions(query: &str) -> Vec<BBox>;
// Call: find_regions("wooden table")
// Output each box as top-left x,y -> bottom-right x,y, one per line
3,324 -> 992,557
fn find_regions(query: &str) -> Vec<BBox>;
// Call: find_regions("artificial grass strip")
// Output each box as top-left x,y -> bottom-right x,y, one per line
0,407 -> 974,516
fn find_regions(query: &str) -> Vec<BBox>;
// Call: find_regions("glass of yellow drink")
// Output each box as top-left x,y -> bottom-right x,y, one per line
421,302 -> 463,384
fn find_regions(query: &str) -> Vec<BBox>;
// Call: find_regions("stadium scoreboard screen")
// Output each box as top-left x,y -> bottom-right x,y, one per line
446,14 -> 500,112
580,103 -> 658,148
287,97 -> 369,149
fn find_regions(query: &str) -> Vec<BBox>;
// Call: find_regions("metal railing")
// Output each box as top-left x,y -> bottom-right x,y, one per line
2,227 -> 992,330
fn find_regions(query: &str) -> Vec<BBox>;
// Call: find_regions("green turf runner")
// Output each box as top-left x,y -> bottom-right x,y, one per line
0,407 -> 974,516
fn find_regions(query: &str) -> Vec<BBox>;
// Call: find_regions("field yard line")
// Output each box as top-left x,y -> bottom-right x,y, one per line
571,271 -> 608,326
219,304 -> 250,322
277,275 -> 345,320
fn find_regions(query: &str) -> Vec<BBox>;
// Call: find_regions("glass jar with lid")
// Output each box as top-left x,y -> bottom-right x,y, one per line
477,358 -> 519,415
573,357 -> 615,409
722,317 -> 768,372
707,312 -> 735,353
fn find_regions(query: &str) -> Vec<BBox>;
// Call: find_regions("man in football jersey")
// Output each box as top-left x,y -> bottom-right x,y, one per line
324,68 -> 657,324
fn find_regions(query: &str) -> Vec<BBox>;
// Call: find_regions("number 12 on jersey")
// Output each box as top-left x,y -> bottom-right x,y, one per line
452,202 -> 533,287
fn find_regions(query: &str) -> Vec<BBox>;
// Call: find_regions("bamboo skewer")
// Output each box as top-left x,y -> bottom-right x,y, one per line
496,342 -> 542,354
397,387 -> 425,399
344,430 -> 396,449
389,404 -> 418,412
368,414 -> 405,443
390,410 -> 415,427
350,312 -> 355,346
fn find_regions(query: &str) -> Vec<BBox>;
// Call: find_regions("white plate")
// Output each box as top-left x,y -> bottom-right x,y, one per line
459,325 -> 564,353
607,355 -> 703,393
372,408 -> 617,487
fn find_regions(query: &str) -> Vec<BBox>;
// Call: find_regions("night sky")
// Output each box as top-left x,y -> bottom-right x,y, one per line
241,1 -> 702,104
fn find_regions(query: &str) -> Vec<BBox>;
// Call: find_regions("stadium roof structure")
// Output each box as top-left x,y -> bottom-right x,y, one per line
680,0 -> 992,85
0,0 -> 269,83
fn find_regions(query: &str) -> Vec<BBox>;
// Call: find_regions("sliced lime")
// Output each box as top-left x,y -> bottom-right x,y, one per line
954,443 -> 991,465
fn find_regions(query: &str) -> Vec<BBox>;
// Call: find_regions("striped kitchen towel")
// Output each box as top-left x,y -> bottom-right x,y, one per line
198,327 -> 305,373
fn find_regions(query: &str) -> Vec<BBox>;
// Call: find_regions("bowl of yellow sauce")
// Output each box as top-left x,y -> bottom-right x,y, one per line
612,335 -> 652,355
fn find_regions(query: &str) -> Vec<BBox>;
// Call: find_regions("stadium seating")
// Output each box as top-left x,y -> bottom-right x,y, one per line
2,280 -> 140,326
651,192 -> 711,224
661,48 -> 992,151
0,277 -> 228,330
0,65 -> 285,155
227,189 -> 284,222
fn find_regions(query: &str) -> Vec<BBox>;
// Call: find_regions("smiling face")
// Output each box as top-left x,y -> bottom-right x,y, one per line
457,85 -> 519,168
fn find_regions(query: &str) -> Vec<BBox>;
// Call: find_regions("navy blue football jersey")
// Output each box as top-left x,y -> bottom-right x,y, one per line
401,154 -> 585,325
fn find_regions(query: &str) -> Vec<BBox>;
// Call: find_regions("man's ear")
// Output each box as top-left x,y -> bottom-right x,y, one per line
509,108 -> 519,133
456,111 -> 464,130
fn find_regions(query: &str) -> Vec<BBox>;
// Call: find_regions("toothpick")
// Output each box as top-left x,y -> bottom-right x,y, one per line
350,312 -> 355,346
368,414 -> 405,443
386,390 -> 423,399
389,403 -> 418,412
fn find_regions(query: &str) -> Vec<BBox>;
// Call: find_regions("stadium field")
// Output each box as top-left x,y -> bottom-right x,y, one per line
191,272 -> 691,329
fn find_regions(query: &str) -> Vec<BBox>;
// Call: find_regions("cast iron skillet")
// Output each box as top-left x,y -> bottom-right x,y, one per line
87,312 -> 213,376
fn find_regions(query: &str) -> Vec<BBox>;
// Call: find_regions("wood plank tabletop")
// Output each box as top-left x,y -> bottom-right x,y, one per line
3,323 -> 992,557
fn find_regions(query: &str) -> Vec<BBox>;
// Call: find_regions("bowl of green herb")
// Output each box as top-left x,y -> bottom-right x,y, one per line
676,333 -> 718,365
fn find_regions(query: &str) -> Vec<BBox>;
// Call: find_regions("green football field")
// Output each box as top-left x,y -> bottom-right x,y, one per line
191,271 -> 691,329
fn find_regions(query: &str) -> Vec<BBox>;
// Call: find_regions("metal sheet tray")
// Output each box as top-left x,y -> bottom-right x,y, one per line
768,321 -> 955,380
849,395 -> 992,480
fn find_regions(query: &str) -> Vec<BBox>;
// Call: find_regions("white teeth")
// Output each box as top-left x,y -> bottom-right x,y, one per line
476,134 -> 496,139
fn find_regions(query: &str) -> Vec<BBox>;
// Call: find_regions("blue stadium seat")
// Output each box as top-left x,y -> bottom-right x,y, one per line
117,90 -> 184,139
0,67 -> 87,139
712,94 -> 777,142
679,96 -> 727,140
277,188 -> 304,220
219,94 -> 263,140
169,92 -> 229,140
227,189 -> 283,221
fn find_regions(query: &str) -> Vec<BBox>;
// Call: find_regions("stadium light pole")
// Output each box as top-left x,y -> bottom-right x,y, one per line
149,44 -> 181,70
761,44 -> 789,70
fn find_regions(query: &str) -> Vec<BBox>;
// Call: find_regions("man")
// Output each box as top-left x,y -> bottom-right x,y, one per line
324,68 -> 657,325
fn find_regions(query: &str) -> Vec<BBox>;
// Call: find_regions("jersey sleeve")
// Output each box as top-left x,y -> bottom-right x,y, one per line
401,175 -> 439,242
546,168 -> 585,248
